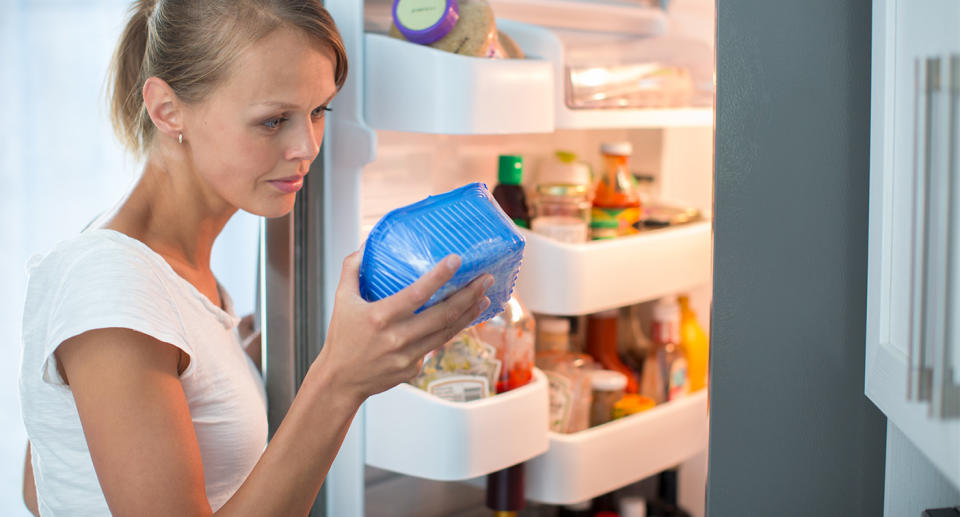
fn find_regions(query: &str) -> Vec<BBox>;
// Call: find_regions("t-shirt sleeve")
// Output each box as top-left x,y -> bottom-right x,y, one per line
37,244 -> 192,385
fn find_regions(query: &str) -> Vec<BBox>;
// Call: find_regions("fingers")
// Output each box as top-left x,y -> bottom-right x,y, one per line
410,294 -> 492,359
403,275 -> 493,355
335,250 -> 363,298
379,255 -> 462,320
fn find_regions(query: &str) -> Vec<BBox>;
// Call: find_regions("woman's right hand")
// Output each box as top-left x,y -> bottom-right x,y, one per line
316,251 -> 493,403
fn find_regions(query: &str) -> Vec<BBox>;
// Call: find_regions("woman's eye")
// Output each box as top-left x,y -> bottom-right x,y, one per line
312,106 -> 332,118
264,116 -> 287,129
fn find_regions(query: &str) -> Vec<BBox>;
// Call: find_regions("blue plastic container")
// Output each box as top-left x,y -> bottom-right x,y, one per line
359,183 -> 525,325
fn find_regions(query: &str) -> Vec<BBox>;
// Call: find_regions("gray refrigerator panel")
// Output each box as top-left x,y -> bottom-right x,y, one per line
709,0 -> 886,515
263,157 -> 328,516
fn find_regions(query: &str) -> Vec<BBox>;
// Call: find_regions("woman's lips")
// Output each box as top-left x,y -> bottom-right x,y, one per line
267,176 -> 304,194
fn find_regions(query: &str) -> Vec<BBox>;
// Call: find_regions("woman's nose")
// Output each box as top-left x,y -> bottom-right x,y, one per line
285,119 -> 321,163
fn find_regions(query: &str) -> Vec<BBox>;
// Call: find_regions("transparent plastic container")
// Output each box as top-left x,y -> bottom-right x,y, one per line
531,183 -> 591,244
562,32 -> 714,110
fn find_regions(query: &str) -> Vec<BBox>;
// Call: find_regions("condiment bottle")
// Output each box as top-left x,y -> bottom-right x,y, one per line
534,316 -> 594,433
586,309 -> 639,393
536,352 -> 594,433
474,294 -> 534,393
536,316 -> 571,354
538,150 -> 593,187
617,304 -> 651,379
612,393 -> 656,419
651,296 -> 690,401
588,370 -> 628,427
678,295 -> 709,392
591,142 -> 642,239
492,155 -> 531,229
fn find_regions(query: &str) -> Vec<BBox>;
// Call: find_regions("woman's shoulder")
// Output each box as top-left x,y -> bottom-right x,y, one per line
28,229 -> 166,284
22,230 -> 194,382
23,229 -> 182,322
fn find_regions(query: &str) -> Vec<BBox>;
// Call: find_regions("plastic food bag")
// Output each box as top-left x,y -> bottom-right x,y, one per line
411,328 -> 502,402
359,183 -> 525,326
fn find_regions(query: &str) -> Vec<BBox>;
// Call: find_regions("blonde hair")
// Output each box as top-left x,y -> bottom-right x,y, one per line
108,0 -> 348,155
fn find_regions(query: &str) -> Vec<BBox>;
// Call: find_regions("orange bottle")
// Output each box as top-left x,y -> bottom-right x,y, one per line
591,142 -> 642,239
586,310 -> 639,393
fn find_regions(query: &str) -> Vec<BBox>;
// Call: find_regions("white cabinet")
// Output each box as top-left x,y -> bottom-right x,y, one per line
866,0 -> 960,490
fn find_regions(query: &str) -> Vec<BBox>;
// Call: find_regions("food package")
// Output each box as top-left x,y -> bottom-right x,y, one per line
410,328 -> 502,402
359,183 -> 525,326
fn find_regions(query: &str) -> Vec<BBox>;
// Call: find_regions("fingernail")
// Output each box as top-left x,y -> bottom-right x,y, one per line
482,275 -> 494,290
445,255 -> 461,272
478,297 -> 491,310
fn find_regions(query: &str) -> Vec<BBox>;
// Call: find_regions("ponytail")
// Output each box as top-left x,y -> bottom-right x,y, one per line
108,0 -> 154,155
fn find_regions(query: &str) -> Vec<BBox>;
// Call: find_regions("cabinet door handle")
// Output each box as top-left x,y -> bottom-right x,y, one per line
921,57 -> 946,405
910,57 -> 932,402
933,55 -> 960,419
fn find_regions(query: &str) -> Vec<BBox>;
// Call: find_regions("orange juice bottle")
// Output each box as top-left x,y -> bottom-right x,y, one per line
590,142 -> 641,239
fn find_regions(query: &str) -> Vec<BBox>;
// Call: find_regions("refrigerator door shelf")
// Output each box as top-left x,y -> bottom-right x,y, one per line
488,0 -> 668,37
525,389 -> 708,505
363,21 -> 555,135
365,368 -> 549,481
516,220 -> 712,316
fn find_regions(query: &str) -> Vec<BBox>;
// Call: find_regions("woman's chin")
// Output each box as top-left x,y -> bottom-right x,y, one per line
245,196 -> 297,219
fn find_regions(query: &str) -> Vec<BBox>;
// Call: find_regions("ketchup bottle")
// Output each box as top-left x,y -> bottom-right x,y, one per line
586,310 -> 639,393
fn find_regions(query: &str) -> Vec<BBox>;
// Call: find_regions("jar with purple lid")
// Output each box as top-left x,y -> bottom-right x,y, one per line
390,0 -> 508,58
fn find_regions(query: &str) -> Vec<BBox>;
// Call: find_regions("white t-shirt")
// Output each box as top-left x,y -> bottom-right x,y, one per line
19,229 -> 268,516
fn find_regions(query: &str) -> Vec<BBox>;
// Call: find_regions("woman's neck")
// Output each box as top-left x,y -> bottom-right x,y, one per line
103,141 -> 236,275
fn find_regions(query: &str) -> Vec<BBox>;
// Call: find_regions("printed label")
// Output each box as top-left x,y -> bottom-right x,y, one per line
395,0 -> 447,30
667,358 -> 689,401
427,376 -> 490,402
545,371 -> 574,432
591,207 -> 641,234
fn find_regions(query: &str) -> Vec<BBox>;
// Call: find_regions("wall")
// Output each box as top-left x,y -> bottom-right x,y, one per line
709,0 -> 887,515
1,2 -> 259,514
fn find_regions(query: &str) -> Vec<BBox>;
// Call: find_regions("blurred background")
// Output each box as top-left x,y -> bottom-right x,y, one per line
0,2 -> 259,514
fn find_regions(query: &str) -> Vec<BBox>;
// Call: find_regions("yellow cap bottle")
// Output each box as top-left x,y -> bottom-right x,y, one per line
678,295 -> 709,392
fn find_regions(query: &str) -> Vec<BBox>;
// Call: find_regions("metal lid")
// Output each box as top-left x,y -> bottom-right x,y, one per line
536,183 -> 588,197
392,0 -> 460,45
590,369 -> 628,391
601,142 -> 633,156
539,316 -> 571,335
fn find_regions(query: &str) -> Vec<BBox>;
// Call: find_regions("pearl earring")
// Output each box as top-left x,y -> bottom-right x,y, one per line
178,132 -> 183,144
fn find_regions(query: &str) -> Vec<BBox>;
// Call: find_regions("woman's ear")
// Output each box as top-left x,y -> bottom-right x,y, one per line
142,77 -> 183,141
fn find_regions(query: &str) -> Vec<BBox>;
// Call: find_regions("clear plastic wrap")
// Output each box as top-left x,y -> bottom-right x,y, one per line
359,183 -> 526,326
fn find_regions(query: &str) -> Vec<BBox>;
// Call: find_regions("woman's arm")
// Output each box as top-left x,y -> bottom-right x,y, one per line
55,252 -> 489,516
23,442 -> 38,516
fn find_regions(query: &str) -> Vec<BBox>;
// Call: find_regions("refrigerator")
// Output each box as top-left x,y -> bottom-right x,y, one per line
262,1 -> 717,515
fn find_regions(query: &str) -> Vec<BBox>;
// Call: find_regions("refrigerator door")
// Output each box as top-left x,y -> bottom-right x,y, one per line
262,143 -> 330,516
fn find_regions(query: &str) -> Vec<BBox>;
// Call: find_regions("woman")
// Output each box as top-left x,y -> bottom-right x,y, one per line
18,1 -> 493,515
